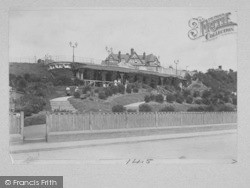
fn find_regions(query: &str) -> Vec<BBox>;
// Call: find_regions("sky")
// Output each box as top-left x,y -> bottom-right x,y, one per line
9,8 -> 238,72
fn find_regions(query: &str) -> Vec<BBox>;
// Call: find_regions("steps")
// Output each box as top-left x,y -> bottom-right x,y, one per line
50,97 -> 77,112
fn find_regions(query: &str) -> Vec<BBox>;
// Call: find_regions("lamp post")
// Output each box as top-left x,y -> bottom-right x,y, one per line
69,42 -> 78,63
174,60 -> 179,75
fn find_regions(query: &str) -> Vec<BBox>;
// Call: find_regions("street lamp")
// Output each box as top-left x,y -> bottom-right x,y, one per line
174,60 -> 179,75
69,41 -> 78,63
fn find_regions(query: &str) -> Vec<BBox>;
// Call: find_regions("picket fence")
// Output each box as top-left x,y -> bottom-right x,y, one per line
46,112 -> 237,133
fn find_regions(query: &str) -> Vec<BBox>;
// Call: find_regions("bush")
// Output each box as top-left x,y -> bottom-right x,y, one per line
159,106 -> 175,112
110,85 -> 119,94
73,91 -> 80,98
183,89 -> 191,98
144,95 -> 151,103
53,76 -> 73,86
193,91 -> 200,98
187,106 -> 205,112
98,92 -> 107,100
232,97 -> 237,105
176,97 -> 184,104
133,88 -> 139,93
104,87 -> 113,97
187,105 -> 215,112
112,105 -> 126,112
202,98 -> 210,105
166,94 -> 176,103
118,84 -> 125,94
186,95 -> 193,104
217,104 -> 235,112
73,78 -> 84,86
82,85 -> 91,94
126,87 -> 132,93
127,109 -> 137,112
202,90 -> 211,99
194,98 -> 203,104
139,104 -> 152,112
17,78 -> 27,92
149,94 -> 156,101
155,94 -> 164,103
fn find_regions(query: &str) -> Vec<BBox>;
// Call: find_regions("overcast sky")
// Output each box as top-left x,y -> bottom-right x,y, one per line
9,8 -> 237,72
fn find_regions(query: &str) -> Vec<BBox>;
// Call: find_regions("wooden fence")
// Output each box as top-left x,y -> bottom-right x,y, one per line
9,112 -> 24,135
46,112 -> 237,133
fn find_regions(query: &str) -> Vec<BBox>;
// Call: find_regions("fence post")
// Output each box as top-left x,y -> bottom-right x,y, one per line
155,112 -> 158,127
20,111 -> 24,142
89,112 -> 92,130
180,112 -> 183,126
125,112 -> 128,128
45,112 -> 49,142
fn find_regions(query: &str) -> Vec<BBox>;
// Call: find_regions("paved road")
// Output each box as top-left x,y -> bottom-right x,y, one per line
12,133 -> 237,163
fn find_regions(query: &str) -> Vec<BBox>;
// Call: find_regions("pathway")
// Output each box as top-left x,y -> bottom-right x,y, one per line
124,101 -> 145,111
50,96 -> 77,112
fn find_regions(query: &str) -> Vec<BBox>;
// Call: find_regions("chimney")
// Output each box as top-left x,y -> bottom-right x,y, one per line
218,65 -> 222,70
118,51 -> 121,62
131,48 -> 134,55
143,52 -> 146,60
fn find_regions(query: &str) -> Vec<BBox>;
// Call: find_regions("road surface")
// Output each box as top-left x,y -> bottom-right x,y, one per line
11,133 -> 237,164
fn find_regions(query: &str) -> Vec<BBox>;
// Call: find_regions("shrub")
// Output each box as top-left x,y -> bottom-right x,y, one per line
73,78 -> 84,86
73,91 -> 80,98
176,97 -> 184,104
202,90 -> 211,99
202,98 -> 210,105
104,87 -> 113,97
94,88 -> 100,93
187,106 -> 205,112
217,104 -> 235,112
232,97 -> 237,105
53,76 -> 73,86
155,94 -> 164,103
186,95 -> 193,104
118,84 -> 125,94
194,98 -> 203,104
193,91 -> 200,97
133,87 -> 139,93
17,78 -> 27,92
159,106 -> 175,112
126,87 -> 132,93
149,94 -> 155,101
187,105 -> 215,112
110,85 -> 119,94
98,92 -> 107,100
139,104 -> 152,112
127,109 -> 137,112
144,95 -> 151,103
183,89 -> 191,98
166,94 -> 176,103
112,105 -> 126,112
82,85 -> 91,94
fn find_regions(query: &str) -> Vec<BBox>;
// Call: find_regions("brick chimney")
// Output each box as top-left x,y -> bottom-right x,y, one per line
143,52 -> 146,60
131,48 -> 134,55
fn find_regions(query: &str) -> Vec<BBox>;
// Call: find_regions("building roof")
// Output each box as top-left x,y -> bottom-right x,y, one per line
105,50 -> 160,67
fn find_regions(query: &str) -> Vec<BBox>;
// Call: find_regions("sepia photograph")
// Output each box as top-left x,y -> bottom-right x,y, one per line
8,8 -> 237,164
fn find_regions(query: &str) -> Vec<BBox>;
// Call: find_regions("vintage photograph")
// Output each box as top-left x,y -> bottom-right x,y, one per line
9,8 -> 237,164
